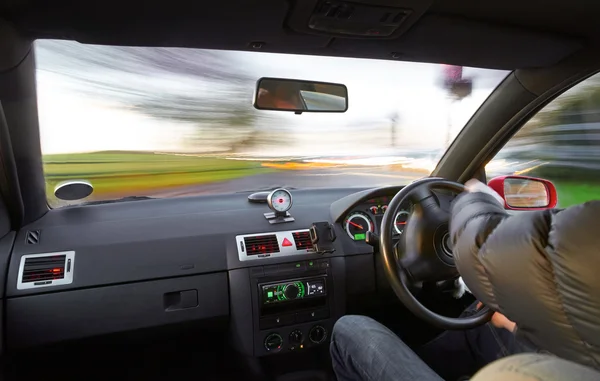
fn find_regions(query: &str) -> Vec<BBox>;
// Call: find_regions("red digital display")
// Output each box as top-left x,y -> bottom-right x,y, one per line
366,196 -> 389,204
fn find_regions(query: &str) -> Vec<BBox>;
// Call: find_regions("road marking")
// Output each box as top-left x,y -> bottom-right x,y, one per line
297,172 -> 418,180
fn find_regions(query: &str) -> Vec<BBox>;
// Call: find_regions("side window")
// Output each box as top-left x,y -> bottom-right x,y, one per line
488,74 -> 600,208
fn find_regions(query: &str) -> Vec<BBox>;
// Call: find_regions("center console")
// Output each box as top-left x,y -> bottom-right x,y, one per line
229,226 -> 345,358
250,259 -> 334,356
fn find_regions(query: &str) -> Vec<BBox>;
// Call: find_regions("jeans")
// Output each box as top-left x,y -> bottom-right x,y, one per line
330,306 -> 533,381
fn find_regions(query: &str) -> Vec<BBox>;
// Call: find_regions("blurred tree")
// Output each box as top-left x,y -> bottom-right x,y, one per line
35,40 -> 285,153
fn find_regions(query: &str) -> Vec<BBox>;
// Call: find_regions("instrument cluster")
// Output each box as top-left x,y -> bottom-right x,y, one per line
343,196 -> 413,241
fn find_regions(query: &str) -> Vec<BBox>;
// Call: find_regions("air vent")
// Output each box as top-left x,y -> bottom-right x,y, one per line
244,235 -> 280,256
292,231 -> 314,251
22,255 -> 65,283
25,230 -> 40,245
17,251 -> 75,290
236,230 -> 313,261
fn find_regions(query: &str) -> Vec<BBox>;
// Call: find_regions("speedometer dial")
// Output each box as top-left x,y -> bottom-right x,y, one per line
344,211 -> 374,241
394,211 -> 410,235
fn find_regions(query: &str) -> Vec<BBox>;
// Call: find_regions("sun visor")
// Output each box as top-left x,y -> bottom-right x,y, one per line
330,14 -> 582,69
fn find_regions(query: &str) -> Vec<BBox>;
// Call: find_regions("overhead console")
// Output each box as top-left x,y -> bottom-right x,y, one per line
287,0 -> 433,39
285,0 -> 581,69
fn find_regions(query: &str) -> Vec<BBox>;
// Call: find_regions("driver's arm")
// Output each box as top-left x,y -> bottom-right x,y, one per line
449,184 -> 600,369
449,190 -> 510,310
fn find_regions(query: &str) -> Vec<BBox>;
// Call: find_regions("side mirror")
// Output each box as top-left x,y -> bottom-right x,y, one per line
488,175 -> 558,210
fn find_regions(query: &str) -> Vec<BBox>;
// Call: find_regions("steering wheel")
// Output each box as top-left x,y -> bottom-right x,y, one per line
380,177 -> 493,330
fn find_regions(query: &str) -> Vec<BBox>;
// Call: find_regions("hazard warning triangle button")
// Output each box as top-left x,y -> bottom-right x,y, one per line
282,238 -> 293,247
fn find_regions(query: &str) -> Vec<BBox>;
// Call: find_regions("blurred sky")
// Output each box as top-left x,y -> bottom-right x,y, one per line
35,40 -> 508,156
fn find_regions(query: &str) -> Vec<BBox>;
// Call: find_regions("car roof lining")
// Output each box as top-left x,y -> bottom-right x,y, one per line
0,0 -> 598,70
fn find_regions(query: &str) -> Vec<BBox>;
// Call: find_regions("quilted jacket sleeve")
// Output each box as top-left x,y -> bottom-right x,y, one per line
450,193 -> 600,370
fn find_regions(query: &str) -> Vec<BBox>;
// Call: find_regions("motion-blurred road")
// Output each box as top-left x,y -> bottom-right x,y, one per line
148,167 -> 423,198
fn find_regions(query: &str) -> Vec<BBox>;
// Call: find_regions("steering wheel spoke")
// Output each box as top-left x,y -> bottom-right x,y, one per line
408,184 -> 436,204
410,184 -> 449,222
379,177 -> 493,330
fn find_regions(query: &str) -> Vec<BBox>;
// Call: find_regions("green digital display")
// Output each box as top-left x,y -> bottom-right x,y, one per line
267,291 -> 273,298
354,233 -> 366,240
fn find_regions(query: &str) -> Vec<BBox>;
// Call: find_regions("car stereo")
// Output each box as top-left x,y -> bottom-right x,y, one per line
260,277 -> 326,306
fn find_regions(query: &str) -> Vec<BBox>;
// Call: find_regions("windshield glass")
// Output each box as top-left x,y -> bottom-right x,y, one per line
35,40 -> 508,207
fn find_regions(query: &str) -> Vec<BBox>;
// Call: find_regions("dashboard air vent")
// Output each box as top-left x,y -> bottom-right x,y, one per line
236,229 -> 312,261
22,255 -> 66,283
292,231 -> 314,251
25,230 -> 40,245
244,234 -> 280,256
17,251 -> 75,290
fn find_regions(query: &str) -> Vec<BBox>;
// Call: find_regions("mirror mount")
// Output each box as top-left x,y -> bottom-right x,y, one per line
488,175 -> 558,210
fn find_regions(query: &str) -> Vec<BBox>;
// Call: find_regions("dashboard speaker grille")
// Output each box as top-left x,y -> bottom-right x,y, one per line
22,255 -> 66,283
244,234 -> 280,256
292,231 -> 313,251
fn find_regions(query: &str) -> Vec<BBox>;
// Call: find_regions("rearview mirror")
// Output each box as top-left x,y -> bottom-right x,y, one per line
254,78 -> 348,113
488,175 -> 558,210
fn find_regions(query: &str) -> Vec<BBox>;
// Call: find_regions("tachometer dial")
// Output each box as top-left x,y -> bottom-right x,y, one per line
394,211 -> 410,235
344,211 -> 374,241
268,188 -> 293,212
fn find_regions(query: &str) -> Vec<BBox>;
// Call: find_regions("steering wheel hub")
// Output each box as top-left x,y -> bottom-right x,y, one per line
441,232 -> 453,257
433,225 -> 454,266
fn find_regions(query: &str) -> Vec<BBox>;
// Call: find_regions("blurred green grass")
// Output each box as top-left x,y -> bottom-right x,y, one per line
44,151 -> 600,209
554,182 -> 600,208
44,151 -> 272,206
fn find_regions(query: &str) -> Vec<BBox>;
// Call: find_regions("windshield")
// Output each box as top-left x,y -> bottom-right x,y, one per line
35,40 -> 508,207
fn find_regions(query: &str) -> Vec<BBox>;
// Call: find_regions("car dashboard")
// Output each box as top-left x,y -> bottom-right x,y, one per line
0,186 -> 458,357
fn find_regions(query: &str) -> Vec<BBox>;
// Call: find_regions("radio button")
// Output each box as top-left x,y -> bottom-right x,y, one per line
296,309 -> 329,323
279,262 -> 307,273
260,314 -> 296,330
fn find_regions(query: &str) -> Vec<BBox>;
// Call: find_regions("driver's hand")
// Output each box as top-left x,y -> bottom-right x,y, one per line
465,179 -> 505,205
491,312 -> 517,333
476,302 -> 517,332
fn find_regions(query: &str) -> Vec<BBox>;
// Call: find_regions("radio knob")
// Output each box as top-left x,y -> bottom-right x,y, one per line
309,325 -> 327,344
264,333 -> 283,352
284,283 -> 299,300
289,329 -> 303,345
